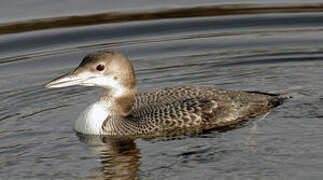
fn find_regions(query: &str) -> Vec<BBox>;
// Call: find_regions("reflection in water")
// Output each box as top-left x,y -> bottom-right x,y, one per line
77,134 -> 140,180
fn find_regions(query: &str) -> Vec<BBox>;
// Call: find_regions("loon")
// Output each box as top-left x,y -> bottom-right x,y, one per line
45,50 -> 284,136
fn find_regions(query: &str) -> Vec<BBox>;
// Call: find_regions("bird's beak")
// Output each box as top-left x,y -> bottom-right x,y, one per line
45,72 -> 85,88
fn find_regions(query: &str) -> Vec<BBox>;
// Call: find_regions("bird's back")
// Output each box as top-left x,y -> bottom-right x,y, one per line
130,86 -> 283,136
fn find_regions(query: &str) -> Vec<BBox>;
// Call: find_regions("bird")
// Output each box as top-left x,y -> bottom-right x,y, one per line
45,50 -> 284,137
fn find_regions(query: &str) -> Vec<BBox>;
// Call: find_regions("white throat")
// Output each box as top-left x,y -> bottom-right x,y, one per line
74,99 -> 112,135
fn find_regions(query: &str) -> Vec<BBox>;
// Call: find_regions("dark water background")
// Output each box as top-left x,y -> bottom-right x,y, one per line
1,1 -> 323,179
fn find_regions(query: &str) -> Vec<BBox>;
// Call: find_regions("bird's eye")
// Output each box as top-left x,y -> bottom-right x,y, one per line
96,64 -> 105,71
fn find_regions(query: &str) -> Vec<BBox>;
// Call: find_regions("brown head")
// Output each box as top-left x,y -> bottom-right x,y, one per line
45,50 -> 137,115
46,50 -> 136,93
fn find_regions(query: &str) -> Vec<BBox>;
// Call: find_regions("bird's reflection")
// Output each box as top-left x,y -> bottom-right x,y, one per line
77,133 -> 140,180
75,122 -> 248,179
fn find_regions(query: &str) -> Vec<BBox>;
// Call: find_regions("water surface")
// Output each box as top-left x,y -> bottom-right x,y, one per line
0,1 -> 323,179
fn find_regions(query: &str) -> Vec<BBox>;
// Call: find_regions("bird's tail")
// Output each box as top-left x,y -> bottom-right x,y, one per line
246,90 -> 292,108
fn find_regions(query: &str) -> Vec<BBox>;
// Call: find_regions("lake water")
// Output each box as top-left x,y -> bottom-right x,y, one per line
1,1 -> 323,179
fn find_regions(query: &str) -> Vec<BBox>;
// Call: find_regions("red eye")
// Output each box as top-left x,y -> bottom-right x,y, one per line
96,64 -> 105,71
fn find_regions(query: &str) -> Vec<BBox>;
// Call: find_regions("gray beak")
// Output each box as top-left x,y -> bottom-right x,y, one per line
45,72 -> 84,88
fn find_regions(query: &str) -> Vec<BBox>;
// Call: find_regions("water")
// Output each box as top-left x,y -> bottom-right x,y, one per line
1,1 -> 323,179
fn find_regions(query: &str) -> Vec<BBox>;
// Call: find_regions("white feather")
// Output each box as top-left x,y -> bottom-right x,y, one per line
82,74 -> 126,97
74,101 -> 111,135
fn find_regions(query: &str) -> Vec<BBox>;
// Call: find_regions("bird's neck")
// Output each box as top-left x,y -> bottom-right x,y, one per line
100,88 -> 136,117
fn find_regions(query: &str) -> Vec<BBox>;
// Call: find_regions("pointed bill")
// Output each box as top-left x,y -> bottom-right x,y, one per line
45,73 -> 84,88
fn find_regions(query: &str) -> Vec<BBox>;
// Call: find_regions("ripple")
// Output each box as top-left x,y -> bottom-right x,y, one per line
1,4 -> 323,35
1,2 -> 323,179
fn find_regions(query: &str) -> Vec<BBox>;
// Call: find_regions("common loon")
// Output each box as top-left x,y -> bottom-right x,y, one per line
45,50 -> 284,136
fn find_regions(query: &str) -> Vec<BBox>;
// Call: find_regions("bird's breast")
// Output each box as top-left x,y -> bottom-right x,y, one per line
74,102 -> 110,135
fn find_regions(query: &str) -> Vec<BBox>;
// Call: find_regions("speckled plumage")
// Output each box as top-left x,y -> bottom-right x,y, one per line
101,86 -> 283,136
